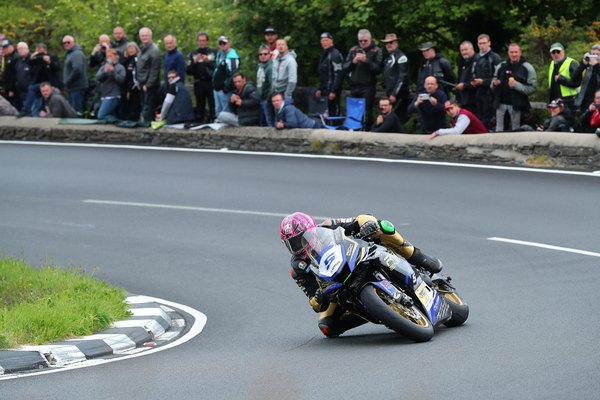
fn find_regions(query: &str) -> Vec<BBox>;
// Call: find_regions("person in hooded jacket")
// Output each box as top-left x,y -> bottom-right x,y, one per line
257,45 -> 274,127
38,82 -> 78,118
212,36 -> 240,116
416,41 -> 456,96
271,39 -> 297,99
316,33 -> 343,118
96,48 -> 125,120
62,35 -> 88,115
343,29 -> 383,131
272,92 -> 320,129
491,43 -> 537,131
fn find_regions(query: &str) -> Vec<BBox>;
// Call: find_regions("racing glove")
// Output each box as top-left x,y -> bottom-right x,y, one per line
313,288 -> 330,312
359,220 -> 379,238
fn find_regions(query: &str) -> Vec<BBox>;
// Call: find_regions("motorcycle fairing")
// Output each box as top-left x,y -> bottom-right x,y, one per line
414,280 -> 442,324
371,280 -> 405,303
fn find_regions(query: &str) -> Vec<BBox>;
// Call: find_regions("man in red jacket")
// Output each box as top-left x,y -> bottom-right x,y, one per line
429,100 -> 487,139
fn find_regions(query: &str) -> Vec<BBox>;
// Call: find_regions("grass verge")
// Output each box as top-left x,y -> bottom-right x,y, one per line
0,256 -> 131,350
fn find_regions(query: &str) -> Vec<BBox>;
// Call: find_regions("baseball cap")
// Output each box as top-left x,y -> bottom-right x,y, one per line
218,36 -> 229,43
265,27 -> 277,34
549,43 -> 564,52
444,100 -> 457,110
547,98 -> 565,108
1,39 -> 12,47
320,32 -> 333,40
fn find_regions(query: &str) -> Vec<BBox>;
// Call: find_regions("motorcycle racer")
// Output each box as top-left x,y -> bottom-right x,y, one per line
280,212 -> 443,337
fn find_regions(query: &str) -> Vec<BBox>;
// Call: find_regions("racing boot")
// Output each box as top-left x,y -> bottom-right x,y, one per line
318,311 -> 367,338
407,247 -> 443,274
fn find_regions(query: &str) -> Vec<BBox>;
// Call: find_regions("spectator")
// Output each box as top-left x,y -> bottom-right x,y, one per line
13,42 -> 32,111
120,42 -> 141,121
155,70 -> 194,125
381,33 -> 410,123
343,29 -> 383,131
577,90 -> 600,133
272,92 -> 320,129
429,100 -> 487,139
416,41 -> 456,95
96,49 -> 125,120
536,98 -> 574,132
372,97 -> 403,133
137,27 -> 161,122
456,41 -> 478,115
62,35 -> 88,115
163,35 -> 185,89
316,32 -> 344,118
407,76 -> 448,135
272,39 -> 298,101
264,27 -> 279,60
186,31 -> 217,123
0,94 -> 17,115
547,42 -> 579,113
1,39 -> 17,104
0,34 -> 5,73
15,43 -> 62,118
212,36 -> 240,116
491,43 -> 537,131
256,45 -> 274,127
112,26 -> 129,55
470,34 -> 502,131
39,82 -> 78,119
89,34 -> 113,69
566,44 -> 600,112
217,72 -> 261,126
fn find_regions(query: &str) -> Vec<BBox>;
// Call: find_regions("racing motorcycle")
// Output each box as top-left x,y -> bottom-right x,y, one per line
302,226 -> 469,342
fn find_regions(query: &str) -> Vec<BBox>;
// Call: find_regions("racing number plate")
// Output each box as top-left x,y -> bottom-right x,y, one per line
415,281 -> 433,308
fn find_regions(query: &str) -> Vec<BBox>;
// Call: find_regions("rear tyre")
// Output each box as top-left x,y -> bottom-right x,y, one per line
440,291 -> 469,327
359,284 -> 434,342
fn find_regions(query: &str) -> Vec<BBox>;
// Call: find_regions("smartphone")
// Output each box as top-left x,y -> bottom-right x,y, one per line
594,103 -> 600,109
421,93 -> 430,100
106,59 -> 113,65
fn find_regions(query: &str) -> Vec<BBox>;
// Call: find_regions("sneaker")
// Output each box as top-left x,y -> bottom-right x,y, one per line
16,110 -> 31,118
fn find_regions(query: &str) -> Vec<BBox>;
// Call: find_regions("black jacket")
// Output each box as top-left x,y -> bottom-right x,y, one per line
456,55 -> 478,106
120,55 -> 138,91
372,112 -> 403,133
417,52 -> 456,94
343,40 -> 382,89
564,61 -> 600,108
186,47 -> 217,82
382,48 -> 409,99
473,49 -> 502,98
229,81 -> 261,126
1,52 -> 17,96
29,52 -> 63,88
318,45 -> 343,95
492,56 -> 535,112
14,53 -> 32,96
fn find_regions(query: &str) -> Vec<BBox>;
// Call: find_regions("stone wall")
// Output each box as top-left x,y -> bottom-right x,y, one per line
1,116 -> 599,169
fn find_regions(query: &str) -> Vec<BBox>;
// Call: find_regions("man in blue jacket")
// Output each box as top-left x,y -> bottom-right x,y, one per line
163,35 -> 185,89
407,76 -> 447,134
272,92 -> 320,129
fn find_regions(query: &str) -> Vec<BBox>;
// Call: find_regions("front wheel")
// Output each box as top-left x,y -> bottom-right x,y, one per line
359,284 -> 434,342
440,290 -> 469,327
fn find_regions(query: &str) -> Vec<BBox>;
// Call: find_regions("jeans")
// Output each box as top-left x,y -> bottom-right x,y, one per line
98,98 -> 121,120
214,90 -> 232,116
22,84 -> 42,112
141,85 -> 159,122
67,89 -> 86,115
495,103 -> 521,132
217,111 -> 240,126
260,100 -> 274,127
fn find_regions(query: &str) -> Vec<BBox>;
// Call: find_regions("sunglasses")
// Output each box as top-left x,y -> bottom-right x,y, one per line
259,53 -> 269,56
167,75 -> 177,79
358,39 -> 369,43
219,41 -> 227,45
62,41 -> 71,45
551,50 -> 561,54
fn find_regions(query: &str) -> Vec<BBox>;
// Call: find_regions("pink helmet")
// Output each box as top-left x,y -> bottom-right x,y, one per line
280,212 -> 317,257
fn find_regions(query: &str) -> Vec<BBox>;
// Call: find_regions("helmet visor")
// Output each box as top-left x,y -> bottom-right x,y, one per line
283,232 -> 305,255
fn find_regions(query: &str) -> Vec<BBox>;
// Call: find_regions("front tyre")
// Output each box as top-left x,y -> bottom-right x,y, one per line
440,291 -> 469,327
359,284 -> 434,342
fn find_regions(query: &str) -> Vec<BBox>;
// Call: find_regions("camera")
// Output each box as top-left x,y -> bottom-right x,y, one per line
585,54 -> 598,61
357,48 -> 364,54
106,59 -> 113,65
421,93 -> 430,100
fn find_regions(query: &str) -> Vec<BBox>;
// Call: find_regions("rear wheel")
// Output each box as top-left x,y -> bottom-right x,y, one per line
359,284 -> 434,342
440,290 -> 469,327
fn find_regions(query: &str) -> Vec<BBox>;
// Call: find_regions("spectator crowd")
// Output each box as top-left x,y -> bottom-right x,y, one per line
1,27 -> 600,136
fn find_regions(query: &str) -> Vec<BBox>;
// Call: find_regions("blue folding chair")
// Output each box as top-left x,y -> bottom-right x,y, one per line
319,97 -> 365,130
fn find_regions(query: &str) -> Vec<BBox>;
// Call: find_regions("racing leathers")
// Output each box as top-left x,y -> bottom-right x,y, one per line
289,214 -> 442,337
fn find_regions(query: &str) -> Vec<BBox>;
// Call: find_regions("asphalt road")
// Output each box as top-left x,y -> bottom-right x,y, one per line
1,142 -> 599,399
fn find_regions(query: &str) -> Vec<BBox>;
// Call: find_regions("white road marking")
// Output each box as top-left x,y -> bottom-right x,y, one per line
83,199 -> 332,220
0,296 -> 207,380
488,237 -> 600,258
2,141 -> 599,177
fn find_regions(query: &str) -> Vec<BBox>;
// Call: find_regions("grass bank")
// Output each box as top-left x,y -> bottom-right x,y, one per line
0,256 -> 131,350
